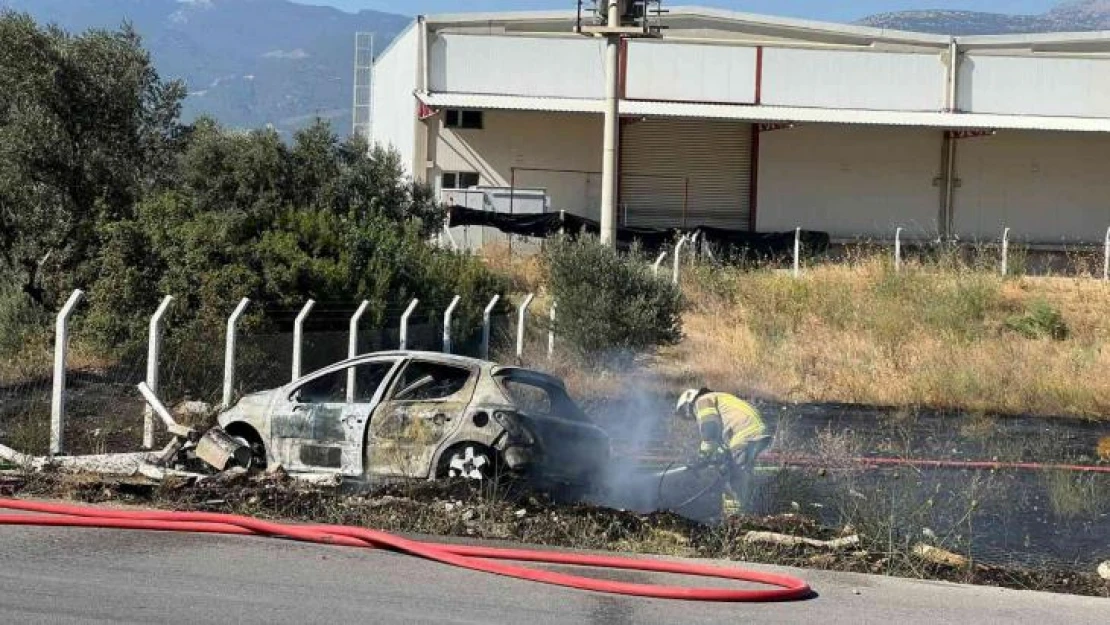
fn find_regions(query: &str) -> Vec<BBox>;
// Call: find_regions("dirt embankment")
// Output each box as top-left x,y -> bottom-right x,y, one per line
6,471 -> 1106,599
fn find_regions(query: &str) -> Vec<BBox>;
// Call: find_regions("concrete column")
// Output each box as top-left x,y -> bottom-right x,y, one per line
599,0 -> 621,247
50,290 -> 84,456
222,298 -> 250,411
144,295 -> 174,449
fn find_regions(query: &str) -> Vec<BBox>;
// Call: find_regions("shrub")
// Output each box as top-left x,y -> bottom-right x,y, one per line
1004,300 -> 1069,341
543,237 -> 684,364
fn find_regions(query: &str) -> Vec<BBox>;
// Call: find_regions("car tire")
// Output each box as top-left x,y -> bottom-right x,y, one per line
441,444 -> 496,481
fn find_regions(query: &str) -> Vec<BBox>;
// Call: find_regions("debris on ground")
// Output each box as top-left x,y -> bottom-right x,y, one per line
4,470 -> 1106,599
912,544 -> 971,569
0,387 -> 256,482
744,531 -> 860,550
1099,561 -> 1109,581
194,428 -> 252,472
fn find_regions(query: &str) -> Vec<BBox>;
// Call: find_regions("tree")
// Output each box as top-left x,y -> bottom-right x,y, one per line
543,237 -> 684,365
83,119 -> 503,394
0,12 -> 186,306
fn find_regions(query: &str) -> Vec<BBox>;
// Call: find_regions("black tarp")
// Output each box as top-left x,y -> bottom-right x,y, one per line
446,205 -> 830,260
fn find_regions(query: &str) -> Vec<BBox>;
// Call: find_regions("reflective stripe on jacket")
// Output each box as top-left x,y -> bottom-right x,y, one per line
694,393 -> 766,451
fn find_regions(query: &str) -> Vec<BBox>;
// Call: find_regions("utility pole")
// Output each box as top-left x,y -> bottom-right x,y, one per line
578,1 -> 664,248
600,0 -> 621,247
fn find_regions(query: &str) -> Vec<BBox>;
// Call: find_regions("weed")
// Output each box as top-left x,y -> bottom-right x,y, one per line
1004,300 -> 1069,341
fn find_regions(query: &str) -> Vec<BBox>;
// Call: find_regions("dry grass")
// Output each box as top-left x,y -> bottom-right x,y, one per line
483,244 -> 1110,418
669,256 -> 1110,418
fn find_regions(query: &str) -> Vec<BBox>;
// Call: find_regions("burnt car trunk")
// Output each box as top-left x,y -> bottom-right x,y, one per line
519,413 -> 610,487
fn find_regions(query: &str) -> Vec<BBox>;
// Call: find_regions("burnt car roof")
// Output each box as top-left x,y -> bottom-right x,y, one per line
300,351 -> 561,386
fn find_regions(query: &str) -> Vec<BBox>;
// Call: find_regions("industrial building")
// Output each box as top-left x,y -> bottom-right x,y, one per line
370,5 -> 1110,247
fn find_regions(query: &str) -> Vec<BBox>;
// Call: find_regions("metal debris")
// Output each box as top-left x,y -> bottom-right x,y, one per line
195,428 -> 253,472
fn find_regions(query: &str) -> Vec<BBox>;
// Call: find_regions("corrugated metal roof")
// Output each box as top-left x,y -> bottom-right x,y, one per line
424,6 -> 1110,49
419,92 -> 1110,133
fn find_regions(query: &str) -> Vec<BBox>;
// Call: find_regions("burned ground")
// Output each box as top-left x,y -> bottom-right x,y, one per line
5,470 -> 1106,599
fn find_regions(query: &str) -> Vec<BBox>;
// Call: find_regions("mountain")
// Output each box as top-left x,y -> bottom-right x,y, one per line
860,0 -> 1110,35
0,0 -> 410,137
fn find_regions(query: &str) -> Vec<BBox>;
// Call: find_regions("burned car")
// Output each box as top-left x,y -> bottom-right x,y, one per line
217,351 -> 610,487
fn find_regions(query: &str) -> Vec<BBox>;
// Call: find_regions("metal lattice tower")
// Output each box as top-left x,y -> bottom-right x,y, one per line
352,32 -> 375,140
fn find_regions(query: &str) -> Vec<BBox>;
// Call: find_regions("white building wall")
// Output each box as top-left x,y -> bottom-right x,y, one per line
761,48 -> 946,112
954,131 -> 1110,243
958,55 -> 1110,118
429,34 -> 606,99
757,125 -> 942,238
431,110 -> 603,219
371,23 -> 420,175
624,41 -> 758,104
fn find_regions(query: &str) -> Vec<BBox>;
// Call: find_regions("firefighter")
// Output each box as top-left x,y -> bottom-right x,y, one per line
675,388 -> 771,517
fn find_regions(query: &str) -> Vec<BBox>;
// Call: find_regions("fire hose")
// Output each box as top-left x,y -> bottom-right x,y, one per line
0,498 -> 811,602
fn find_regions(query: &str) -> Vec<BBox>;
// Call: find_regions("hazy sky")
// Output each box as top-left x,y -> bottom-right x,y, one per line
299,1 -> 1062,22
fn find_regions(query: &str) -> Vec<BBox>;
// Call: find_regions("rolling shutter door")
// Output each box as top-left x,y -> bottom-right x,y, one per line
620,118 -> 752,230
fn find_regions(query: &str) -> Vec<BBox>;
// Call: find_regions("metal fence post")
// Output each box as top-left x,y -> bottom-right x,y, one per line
895,227 -> 903,273
653,251 -> 668,277
222,298 -> 250,411
1001,227 -> 1010,277
399,298 -> 419,350
292,299 -> 316,382
793,228 -> 802,278
144,295 -> 173,449
516,293 -> 535,359
1103,227 -> 1109,282
346,300 -> 370,403
442,295 -> 461,354
548,301 -> 556,359
50,289 -> 84,456
481,295 -> 500,361
672,236 -> 689,285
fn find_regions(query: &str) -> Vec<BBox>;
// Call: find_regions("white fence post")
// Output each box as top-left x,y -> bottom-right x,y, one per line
292,299 -> 316,382
516,293 -> 535,359
1103,227 -> 1109,282
443,223 -> 459,251
793,228 -> 802,278
399,298 -> 419,350
548,301 -> 556,359
442,295 -> 461,354
895,227 -> 903,273
481,295 -> 500,361
653,251 -> 668,277
672,236 -> 689,285
50,289 -> 84,456
144,295 -> 173,449
222,298 -> 250,411
346,300 -> 370,403
1001,227 -> 1011,276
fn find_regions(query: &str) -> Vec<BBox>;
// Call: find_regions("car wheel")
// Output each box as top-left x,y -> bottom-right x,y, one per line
445,445 -> 494,481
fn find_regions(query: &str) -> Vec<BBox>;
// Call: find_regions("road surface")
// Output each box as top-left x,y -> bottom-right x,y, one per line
0,523 -> 1103,624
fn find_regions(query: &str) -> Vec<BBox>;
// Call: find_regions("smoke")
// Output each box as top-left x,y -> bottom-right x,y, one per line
576,370 -> 721,520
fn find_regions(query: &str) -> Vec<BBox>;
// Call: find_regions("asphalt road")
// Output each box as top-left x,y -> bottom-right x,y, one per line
0,524 -> 1104,624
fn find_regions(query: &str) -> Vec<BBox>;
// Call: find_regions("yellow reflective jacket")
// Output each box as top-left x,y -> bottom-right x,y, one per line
694,392 -> 766,451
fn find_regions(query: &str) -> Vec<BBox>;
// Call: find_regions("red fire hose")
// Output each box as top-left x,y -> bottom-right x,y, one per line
0,498 -> 810,603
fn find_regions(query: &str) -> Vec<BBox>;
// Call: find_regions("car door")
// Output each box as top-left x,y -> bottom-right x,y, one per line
271,358 -> 400,475
367,359 -> 477,479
